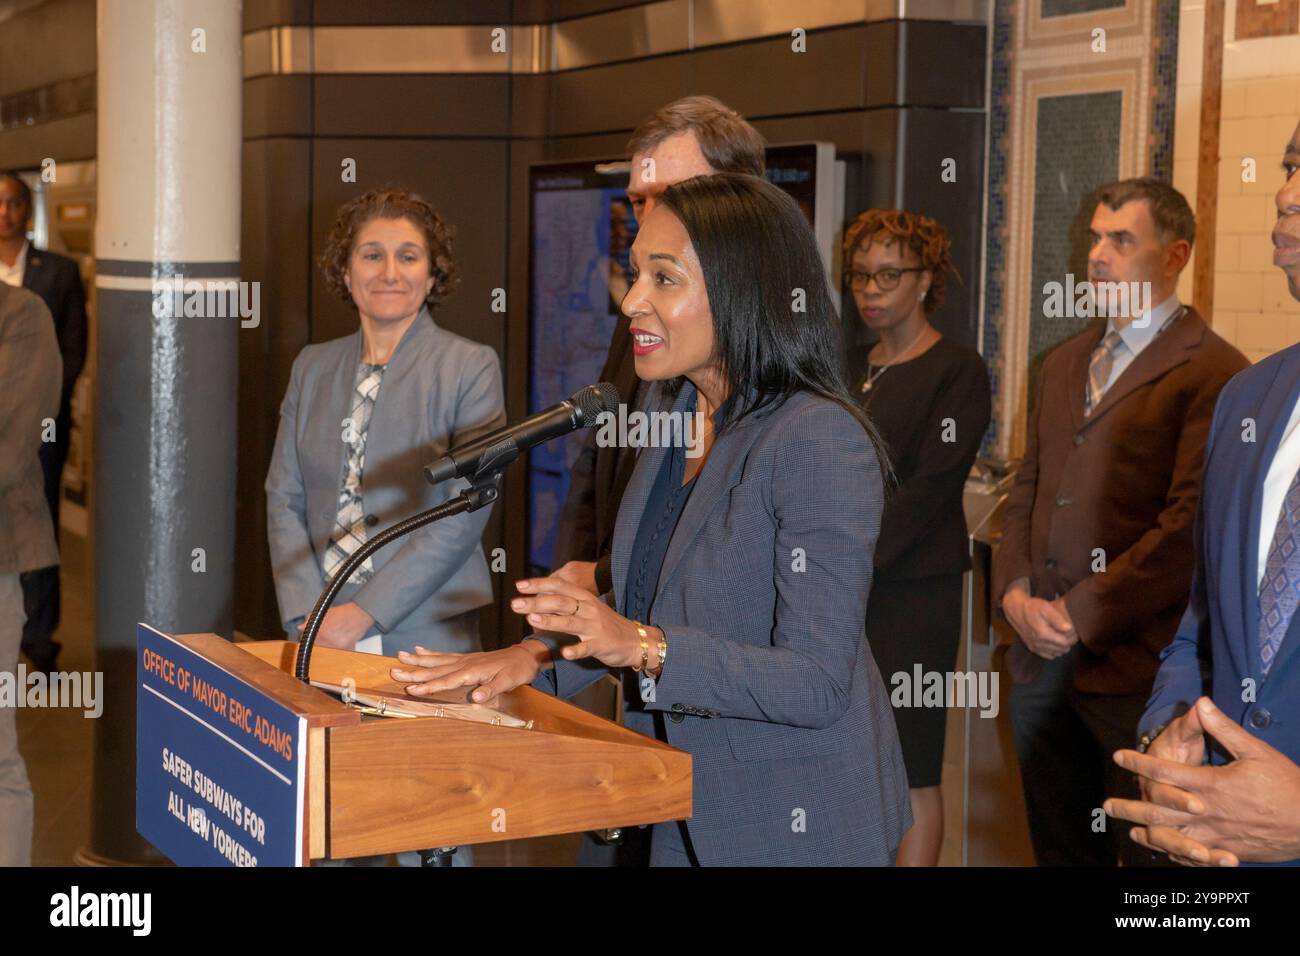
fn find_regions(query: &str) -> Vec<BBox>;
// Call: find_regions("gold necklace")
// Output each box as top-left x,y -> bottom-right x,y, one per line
861,326 -> 928,393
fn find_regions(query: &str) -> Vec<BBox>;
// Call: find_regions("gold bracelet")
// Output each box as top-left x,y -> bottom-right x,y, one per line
655,635 -> 667,672
631,623 -> 650,672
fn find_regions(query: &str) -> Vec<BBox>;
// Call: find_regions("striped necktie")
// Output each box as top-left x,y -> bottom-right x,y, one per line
1084,330 -> 1124,416
1259,465 -> 1300,676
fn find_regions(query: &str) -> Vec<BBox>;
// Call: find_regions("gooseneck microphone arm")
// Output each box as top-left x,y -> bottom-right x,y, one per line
292,382 -> 620,685
293,465 -> 505,684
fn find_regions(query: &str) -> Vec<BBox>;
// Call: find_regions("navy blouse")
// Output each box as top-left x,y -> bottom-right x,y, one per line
619,392 -> 730,721
623,436 -> 696,626
623,392 -> 733,624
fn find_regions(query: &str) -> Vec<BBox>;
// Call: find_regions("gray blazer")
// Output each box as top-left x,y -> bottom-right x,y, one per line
0,283 -> 61,577
265,311 -> 506,654
535,381 -> 912,865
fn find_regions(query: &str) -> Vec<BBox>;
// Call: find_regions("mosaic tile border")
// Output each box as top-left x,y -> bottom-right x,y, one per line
981,0 -> 1181,456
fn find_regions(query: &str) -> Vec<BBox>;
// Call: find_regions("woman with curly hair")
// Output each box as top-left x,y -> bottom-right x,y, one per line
265,188 -> 505,660
844,208 -> 991,866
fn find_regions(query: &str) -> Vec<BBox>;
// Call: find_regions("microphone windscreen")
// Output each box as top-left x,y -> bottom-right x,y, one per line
571,382 -> 621,424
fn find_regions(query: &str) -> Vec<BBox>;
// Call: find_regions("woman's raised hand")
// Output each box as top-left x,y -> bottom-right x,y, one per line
510,576 -> 655,671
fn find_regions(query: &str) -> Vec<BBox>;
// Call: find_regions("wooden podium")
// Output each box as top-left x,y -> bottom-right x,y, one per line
171,633 -> 692,862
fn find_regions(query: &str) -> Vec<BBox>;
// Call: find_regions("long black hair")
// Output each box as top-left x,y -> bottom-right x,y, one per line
656,171 -> 887,459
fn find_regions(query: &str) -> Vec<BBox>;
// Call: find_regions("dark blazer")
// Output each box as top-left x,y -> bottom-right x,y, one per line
22,247 -> 87,417
535,381 -> 913,866
265,312 -> 506,654
552,313 -> 641,593
1144,345 -> 1300,852
0,284 -> 60,576
993,307 -> 1248,696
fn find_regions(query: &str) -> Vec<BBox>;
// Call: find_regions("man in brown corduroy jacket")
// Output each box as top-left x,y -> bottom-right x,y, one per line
993,178 -> 1248,866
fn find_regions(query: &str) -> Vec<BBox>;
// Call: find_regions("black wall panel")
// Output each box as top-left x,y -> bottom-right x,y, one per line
237,138 -> 315,636
230,1 -> 988,648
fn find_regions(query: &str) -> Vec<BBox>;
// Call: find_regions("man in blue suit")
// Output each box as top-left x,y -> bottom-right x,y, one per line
1105,118 -> 1300,866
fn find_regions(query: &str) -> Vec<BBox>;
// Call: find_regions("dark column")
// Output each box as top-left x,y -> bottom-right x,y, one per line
79,0 -> 241,865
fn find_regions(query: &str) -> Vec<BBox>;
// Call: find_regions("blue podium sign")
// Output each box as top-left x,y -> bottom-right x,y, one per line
136,625 -> 307,866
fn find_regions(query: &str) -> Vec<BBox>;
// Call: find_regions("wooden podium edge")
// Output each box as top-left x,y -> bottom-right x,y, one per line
171,635 -> 693,861
236,638 -> 682,753
170,633 -> 358,728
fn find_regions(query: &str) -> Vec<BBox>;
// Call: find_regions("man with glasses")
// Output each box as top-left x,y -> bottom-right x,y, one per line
992,179 -> 1247,865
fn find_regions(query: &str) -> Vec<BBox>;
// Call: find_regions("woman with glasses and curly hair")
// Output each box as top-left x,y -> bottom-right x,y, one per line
265,188 -> 505,661
844,208 -> 991,866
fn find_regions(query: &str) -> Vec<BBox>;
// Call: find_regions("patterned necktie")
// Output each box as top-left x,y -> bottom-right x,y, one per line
1259,465 -> 1300,676
323,363 -> 386,584
1084,329 -> 1124,416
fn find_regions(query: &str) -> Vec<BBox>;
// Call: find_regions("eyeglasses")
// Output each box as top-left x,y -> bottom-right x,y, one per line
844,267 -> 927,292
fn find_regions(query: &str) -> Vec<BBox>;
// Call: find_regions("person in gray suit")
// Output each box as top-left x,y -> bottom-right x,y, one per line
0,282 -> 61,866
392,174 -> 912,866
0,171 -> 88,675
266,188 -> 506,660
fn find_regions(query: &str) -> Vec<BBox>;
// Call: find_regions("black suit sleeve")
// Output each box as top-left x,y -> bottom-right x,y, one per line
53,258 -> 87,411
552,428 -> 599,568
594,551 -> 613,596
553,312 -> 633,572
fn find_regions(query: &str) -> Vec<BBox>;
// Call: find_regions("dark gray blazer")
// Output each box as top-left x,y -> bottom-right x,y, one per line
535,381 -> 912,865
0,283 -> 60,576
265,311 -> 506,654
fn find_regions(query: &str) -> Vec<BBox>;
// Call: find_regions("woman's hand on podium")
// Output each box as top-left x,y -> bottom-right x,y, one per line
298,602 -> 375,650
391,644 -> 545,703
511,576 -> 661,672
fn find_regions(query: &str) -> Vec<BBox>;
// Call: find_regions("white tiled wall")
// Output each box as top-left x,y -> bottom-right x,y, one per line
1174,0 -> 1300,362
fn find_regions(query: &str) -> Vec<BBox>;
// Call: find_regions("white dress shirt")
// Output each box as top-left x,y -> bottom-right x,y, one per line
1259,393 -> 1300,588
0,239 -> 28,286
1101,293 -> 1183,393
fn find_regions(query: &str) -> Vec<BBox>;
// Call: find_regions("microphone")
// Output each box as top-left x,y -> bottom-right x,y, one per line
424,382 -> 621,486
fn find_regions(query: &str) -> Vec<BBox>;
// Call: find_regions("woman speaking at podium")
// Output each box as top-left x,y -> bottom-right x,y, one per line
265,188 -> 506,659
393,173 -> 912,866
